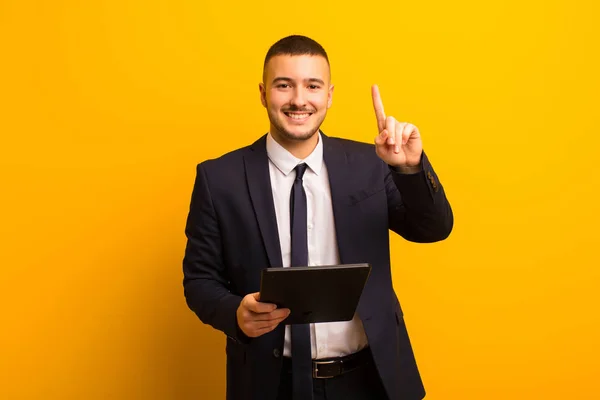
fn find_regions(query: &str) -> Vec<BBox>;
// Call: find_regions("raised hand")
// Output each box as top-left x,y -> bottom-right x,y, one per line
372,84 -> 423,169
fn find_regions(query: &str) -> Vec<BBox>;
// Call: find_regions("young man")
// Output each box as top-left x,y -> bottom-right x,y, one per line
182,35 -> 453,400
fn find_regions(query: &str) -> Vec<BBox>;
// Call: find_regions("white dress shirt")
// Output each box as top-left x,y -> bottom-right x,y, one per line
266,132 -> 369,359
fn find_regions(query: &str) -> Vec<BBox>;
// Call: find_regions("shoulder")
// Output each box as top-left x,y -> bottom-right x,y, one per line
325,135 -> 375,151
195,136 -> 264,175
198,147 -> 247,171
323,134 -> 383,165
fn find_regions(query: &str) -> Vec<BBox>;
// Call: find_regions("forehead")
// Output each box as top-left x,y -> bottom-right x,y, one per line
264,54 -> 330,83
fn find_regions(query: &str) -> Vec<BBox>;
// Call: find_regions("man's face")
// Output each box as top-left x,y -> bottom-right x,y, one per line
260,55 -> 333,142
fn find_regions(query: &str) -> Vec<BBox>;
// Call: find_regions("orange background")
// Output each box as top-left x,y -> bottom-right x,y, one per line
1,1 -> 599,399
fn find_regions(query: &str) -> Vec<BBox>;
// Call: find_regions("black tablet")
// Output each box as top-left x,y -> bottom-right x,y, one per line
259,263 -> 371,325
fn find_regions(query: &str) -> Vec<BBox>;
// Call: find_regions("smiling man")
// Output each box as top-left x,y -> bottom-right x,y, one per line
182,35 -> 453,400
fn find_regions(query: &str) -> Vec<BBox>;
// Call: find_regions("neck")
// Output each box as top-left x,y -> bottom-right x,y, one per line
270,129 -> 320,160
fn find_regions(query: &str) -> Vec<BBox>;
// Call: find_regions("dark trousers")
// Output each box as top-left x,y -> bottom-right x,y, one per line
276,349 -> 389,400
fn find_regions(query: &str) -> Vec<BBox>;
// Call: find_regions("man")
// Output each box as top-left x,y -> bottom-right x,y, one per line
182,35 -> 453,400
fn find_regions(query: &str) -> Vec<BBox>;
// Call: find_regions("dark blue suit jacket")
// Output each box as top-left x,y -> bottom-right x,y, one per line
183,132 -> 453,399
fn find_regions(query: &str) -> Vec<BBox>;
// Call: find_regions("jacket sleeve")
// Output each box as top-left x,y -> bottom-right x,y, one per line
385,151 -> 454,242
182,162 -> 248,343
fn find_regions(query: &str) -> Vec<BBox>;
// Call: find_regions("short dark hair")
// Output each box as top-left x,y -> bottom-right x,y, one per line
263,35 -> 329,81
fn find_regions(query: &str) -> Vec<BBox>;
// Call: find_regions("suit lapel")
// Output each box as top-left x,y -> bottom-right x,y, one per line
322,133 -> 355,265
323,133 -> 375,321
243,135 -> 284,268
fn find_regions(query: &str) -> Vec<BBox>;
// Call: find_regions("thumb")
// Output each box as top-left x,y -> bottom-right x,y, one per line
247,292 -> 277,313
375,129 -> 389,147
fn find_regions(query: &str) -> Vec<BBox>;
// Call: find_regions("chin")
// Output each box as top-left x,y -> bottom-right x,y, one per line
280,127 -> 318,141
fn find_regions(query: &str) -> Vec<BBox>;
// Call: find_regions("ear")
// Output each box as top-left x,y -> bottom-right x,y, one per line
259,83 -> 267,108
327,84 -> 334,109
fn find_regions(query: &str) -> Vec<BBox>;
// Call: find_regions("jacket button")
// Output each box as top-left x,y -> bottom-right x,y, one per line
273,348 -> 281,358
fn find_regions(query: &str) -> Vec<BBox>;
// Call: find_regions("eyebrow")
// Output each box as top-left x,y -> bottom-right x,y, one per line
272,77 -> 325,85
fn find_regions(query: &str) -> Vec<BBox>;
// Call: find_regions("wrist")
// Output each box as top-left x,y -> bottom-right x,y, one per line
391,164 -> 422,174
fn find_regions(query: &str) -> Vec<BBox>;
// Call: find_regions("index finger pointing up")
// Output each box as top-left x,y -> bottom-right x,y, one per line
371,84 -> 386,133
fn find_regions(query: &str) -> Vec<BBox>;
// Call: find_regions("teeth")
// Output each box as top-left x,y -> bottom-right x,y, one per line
287,113 -> 310,120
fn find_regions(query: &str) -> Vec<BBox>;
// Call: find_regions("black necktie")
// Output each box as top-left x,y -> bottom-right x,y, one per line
290,163 -> 313,400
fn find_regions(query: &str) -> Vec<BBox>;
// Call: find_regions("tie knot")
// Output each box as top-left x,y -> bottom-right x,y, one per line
294,163 -> 308,181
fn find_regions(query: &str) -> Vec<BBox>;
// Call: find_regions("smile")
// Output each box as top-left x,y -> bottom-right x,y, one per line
284,112 -> 312,121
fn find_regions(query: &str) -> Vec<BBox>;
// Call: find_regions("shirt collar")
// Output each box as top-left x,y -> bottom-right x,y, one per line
266,131 -> 324,176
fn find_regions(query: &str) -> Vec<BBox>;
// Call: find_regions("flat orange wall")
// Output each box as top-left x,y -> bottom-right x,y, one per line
1,1 -> 599,399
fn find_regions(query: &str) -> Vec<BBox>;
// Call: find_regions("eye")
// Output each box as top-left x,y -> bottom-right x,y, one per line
308,85 -> 320,90
277,84 -> 290,89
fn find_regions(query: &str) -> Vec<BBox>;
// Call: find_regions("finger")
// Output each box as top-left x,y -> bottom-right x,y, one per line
386,116 -> 396,145
374,129 -> 389,146
249,314 -> 288,333
248,301 -> 277,314
371,84 -> 386,133
249,308 -> 290,322
250,319 -> 278,331
245,294 -> 277,313
394,122 -> 408,153
401,123 -> 415,145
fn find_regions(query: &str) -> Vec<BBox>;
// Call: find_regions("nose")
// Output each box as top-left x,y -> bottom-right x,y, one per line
290,87 -> 307,108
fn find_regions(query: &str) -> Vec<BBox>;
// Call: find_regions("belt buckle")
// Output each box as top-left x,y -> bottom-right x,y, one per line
313,359 -> 342,379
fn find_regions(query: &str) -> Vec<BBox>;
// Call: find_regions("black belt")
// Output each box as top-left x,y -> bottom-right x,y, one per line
282,347 -> 372,379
